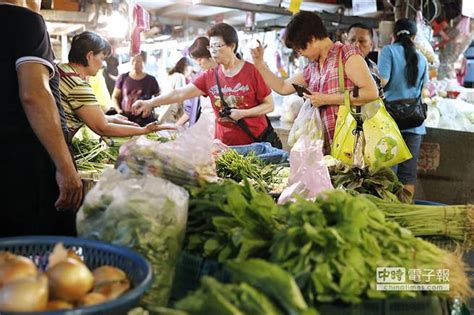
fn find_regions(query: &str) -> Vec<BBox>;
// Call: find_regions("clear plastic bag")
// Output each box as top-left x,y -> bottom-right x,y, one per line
414,11 -> 439,68
77,169 -> 189,308
116,114 -> 217,186
288,99 -> 323,147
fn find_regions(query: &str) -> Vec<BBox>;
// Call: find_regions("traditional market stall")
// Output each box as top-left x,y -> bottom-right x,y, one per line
0,0 -> 473,315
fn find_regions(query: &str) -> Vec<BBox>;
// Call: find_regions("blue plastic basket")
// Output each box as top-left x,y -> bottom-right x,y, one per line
0,236 -> 153,315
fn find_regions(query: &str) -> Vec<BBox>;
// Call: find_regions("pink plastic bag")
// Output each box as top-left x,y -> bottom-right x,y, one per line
278,114 -> 333,204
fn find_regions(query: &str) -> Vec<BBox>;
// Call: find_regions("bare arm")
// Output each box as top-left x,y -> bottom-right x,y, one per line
110,87 -> 123,113
75,105 -> 169,137
17,63 -> 82,211
304,54 -> 378,106
176,112 -> 190,126
251,42 -> 306,95
132,83 -> 204,117
230,94 -> 274,121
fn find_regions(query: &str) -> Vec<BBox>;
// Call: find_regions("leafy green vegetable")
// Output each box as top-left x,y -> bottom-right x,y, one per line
328,163 -> 411,203
77,170 -> 189,309
175,276 -> 284,315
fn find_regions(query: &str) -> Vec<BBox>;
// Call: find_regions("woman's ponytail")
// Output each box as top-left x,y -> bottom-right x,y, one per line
394,19 -> 419,87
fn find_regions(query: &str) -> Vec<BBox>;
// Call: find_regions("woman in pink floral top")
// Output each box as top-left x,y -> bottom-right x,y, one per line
251,11 -> 378,154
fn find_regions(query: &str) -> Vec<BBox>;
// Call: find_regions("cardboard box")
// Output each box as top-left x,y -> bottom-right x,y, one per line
53,0 -> 79,12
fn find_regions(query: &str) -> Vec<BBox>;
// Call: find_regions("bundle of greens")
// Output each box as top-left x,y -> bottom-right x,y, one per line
328,163 -> 411,203
185,180 -> 285,261
364,194 -> 474,249
215,149 -> 282,191
72,138 -> 118,171
175,260 -> 318,315
77,170 -> 189,309
270,191 -> 471,303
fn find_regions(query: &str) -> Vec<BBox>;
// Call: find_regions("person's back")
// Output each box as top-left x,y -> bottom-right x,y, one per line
379,42 -> 428,102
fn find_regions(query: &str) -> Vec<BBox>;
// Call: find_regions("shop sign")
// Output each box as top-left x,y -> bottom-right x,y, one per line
417,142 -> 440,172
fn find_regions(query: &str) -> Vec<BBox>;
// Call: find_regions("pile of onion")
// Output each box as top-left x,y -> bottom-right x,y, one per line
0,243 -> 130,312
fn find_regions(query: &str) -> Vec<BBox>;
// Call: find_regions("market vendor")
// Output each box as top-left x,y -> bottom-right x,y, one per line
58,31 -> 173,139
250,11 -> 378,154
0,0 -> 83,236
132,23 -> 278,147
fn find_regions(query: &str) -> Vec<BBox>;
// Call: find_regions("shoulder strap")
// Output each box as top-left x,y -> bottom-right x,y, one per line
338,47 -> 362,125
214,66 -> 260,142
214,67 -> 229,109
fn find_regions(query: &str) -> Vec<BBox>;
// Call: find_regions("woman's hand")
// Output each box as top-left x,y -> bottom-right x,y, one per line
303,92 -> 327,107
132,99 -> 153,117
229,108 -> 245,121
250,40 -> 267,66
108,114 -> 139,126
143,121 -> 177,133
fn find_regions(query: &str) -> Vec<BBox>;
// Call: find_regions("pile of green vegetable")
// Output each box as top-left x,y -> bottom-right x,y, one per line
215,149 -> 285,192
328,163 -> 411,203
185,179 -> 284,261
183,181 -> 471,305
175,260 -> 318,315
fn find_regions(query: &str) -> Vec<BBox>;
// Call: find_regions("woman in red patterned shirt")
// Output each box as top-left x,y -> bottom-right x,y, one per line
251,11 -> 378,154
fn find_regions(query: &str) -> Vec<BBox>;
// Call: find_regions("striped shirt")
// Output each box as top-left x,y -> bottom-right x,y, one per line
58,63 -> 99,134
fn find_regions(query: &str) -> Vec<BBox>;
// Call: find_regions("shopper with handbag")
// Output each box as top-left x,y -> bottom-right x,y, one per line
378,18 -> 429,196
132,23 -> 282,148
250,11 -> 378,155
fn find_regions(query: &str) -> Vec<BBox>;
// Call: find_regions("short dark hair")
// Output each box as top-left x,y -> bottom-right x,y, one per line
168,57 -> 191,75
68,31 -> 111,66
347,22 -> 373,39
132,51 -> 147,63
207,23 -> 239,54
189,37 -> 211,59
284,11 -> 328,51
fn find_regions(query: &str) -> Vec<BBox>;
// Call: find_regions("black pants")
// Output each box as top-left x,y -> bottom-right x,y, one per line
0,136 -> 76,237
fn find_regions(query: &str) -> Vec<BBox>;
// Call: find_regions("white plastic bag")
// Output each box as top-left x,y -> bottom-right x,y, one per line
116,114 -> 217,186
77,169 -> 189,308
288,99 -> 323,147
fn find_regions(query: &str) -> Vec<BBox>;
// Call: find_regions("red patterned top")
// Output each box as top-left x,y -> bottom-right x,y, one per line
303,42 -> 361,154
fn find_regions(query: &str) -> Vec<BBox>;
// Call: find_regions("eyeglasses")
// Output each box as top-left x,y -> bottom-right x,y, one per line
208,43 -> 227,51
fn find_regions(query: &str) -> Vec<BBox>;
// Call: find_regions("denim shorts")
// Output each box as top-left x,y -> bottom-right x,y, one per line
392,133 -> 423,185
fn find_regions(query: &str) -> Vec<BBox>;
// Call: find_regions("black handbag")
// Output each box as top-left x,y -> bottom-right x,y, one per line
385,97 -> 427,130
214,69 -> 283,149
384,67 -> 428,130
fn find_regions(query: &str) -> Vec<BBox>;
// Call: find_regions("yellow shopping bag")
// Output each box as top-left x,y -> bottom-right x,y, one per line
331,53 -> 412,168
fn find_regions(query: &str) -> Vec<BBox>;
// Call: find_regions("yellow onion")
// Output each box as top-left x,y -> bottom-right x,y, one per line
46,258 -> 94,302
0,252 -> 16,264
94,279 -> 130,300
0,255 -> 38,286
78,292 -> 107,306
45,300 -> 73,311
67,250 -> 83,263
0,274 -> 48,312
93,266 -> 127,286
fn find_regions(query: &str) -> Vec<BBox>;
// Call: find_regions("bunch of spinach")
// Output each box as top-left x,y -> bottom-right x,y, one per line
270,190 -> 471,303
328,163 -> 411,203
184,179 -> 285,262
